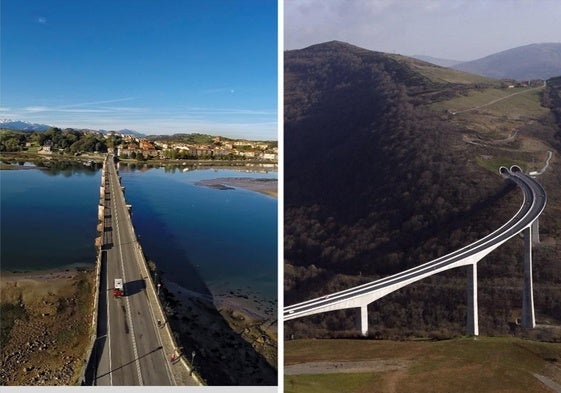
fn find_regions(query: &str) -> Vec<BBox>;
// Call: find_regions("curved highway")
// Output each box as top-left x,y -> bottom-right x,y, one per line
284,167 -> 546,322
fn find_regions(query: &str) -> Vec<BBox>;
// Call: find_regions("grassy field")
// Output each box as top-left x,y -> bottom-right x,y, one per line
388,54 -> 497,85
431,87 -> 547,117
285,337 -> 561,393
475,156 -> 530,174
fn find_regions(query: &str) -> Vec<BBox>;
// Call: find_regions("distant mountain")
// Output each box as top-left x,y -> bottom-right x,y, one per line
99,128 -> 145,137
412,55 -> 463,68
0,120 -> 145,136
0,119 -> 51,132
117,129 -> 144,137
452,43 -> 561,80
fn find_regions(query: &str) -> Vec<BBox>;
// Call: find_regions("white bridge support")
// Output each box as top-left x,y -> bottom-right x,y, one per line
466,263 -> 479,336
356,305 -> 369,337
532,219 -> 540,244
522,226 -> 536,328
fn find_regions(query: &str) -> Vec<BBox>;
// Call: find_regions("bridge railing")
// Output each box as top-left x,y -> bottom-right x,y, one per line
79,157 -> 107,384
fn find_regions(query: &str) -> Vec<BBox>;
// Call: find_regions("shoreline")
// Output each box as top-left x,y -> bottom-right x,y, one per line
159,277 -> 278,385
0,152 -> 277,168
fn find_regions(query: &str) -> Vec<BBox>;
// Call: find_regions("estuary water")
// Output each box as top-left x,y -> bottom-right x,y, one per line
1,163 -> 101,271
118,163 -> 278,303
1,162 -> 277,305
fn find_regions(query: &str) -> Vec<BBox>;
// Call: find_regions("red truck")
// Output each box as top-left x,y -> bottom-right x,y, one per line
114,278 -> 124,297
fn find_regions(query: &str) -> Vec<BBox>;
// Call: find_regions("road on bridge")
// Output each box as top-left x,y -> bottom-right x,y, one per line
90,157 -> 175,385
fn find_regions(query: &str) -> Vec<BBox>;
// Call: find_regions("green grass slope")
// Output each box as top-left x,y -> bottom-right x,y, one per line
285,337 -> 561,393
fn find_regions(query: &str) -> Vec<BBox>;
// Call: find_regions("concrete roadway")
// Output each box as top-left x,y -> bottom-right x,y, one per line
284,168 -> 546,320
93,157 -> 175,385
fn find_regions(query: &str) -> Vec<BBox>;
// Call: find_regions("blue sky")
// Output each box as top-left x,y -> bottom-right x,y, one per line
1,0 -> 278,139
286,0 -> 561,61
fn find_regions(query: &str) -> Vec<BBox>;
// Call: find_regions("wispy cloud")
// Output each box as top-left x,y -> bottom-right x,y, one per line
186,107 -> 276,116
36,16 -> 47,24
21,98 -> 143,115
24,106 -> 50,112
58,97 -> 138,109
8,96 -> 277,139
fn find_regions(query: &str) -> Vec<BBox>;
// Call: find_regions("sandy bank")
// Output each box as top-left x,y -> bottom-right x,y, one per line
195,177 -> 278,198
0,269 -> 94,385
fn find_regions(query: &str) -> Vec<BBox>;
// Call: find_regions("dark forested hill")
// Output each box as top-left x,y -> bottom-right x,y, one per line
284,41 -> 561,340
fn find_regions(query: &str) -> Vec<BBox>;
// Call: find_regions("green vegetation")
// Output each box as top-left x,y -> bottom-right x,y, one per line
475,156 -> 528,173
389,54 -> 498,85
0,127 -> 110,153
285,338 -> 561,393
148,132 -> 220,145
285,373 -> 380,393
431,87 -> 546,116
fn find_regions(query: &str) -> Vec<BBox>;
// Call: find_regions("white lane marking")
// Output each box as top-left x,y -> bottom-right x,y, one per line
112,162 -> 144,386
107,250 -> 113,386
118,165 -> 176,385
139,252 -> 176,385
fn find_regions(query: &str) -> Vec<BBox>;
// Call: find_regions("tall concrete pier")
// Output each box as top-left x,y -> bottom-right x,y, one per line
466,263 -> 479,336
522,226 -> 535,328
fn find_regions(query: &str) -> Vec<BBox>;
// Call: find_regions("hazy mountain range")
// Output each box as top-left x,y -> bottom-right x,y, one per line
1,119 -> 144,136
415,43 -> 561,80
412,55 -> 463,68
0,119 -> 51,132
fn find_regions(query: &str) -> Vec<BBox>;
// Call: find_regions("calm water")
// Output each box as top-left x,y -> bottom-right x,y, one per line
1,164 -> 101,271
118,164 -> 278,302
1,162 -> 277,303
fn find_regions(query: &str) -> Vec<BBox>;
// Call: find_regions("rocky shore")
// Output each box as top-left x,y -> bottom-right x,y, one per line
156,277 -> 278,385
0,269 -> 94,385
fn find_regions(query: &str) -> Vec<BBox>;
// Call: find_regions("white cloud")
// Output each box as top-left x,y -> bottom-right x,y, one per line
37,16 -> 47,24
10,96 -> 277,139
24,106 -> 49,112
58,97 -> 137,109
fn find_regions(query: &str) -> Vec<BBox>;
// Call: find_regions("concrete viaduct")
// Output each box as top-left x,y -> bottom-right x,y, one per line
284,167 -> 547,336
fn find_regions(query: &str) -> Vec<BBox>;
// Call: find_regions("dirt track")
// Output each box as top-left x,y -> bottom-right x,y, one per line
284,359 -> 410,375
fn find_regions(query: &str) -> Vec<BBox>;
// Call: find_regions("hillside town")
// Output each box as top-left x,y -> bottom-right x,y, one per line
113,133 -> 278,161
0,127 -> 278,163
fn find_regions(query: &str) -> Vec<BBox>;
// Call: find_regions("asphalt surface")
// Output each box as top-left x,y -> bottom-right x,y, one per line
284,169 -> 546,320
90,157 -> 175,385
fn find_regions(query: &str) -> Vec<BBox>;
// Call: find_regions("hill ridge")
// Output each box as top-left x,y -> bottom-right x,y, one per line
453,42 -> 561,80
